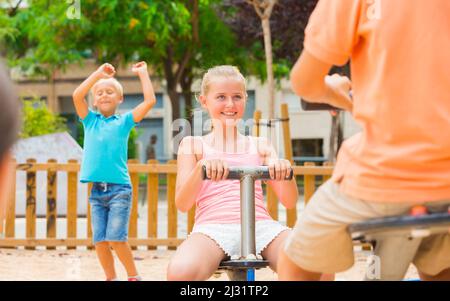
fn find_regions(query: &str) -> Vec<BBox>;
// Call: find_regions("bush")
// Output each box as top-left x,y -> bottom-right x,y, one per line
128,127 -> 138,160
20,99 -> 68,138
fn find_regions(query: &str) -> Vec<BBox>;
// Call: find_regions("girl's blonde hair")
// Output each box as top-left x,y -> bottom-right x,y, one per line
200,65 -> 247,97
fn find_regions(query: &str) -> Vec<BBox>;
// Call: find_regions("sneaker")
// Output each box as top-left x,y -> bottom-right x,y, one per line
128,276 -> 142,281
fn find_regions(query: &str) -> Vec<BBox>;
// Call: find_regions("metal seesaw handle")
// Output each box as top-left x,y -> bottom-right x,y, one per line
202,165 -> 294,261
201,165 -> 294,181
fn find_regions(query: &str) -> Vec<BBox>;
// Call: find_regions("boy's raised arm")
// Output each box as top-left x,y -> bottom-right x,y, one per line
291,50 -> 353,112
131,62 -> 156,123
72,63 -> 115,119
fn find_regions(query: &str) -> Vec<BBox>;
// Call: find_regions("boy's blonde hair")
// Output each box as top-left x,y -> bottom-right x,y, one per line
200,65 -> 247,97
92,78 -> 124,97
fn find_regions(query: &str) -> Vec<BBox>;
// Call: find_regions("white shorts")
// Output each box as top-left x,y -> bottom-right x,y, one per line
191,219 -> 289,257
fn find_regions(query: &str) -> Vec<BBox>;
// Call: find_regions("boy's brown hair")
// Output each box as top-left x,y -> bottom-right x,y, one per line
0,61 -> 20,159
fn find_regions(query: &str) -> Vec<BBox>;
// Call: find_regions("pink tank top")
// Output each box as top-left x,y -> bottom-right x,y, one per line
194,136 -> 273,225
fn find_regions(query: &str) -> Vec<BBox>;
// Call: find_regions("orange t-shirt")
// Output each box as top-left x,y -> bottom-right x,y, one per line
304,0 -> 450,203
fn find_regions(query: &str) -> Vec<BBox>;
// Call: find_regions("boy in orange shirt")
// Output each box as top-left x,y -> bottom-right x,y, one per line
278,0 -> 450,280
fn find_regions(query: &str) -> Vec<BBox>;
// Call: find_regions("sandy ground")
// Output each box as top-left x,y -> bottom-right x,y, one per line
0,248 -> 419,281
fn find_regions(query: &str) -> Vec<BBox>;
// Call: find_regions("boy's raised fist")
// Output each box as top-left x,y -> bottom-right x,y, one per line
132,61 -> 148,74
97,63 -> 116,79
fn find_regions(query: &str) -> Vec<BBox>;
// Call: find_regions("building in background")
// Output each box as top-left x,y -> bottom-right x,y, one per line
13,60 -> 361,163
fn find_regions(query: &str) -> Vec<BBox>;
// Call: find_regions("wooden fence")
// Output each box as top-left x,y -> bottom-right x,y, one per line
0,159 -> 333,250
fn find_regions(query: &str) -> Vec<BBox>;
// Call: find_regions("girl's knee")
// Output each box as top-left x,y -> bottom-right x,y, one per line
167,259 -> 203,281
263,230 -> 291,271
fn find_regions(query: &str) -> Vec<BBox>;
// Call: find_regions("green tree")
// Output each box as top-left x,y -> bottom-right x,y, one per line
0,7 -> 15,41
4,0 -> 252,121
20,99 -> 68,138
4,1 -> 264,159
3,0 -> 90,112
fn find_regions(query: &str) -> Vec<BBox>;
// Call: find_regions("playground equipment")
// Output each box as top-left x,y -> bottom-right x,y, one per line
302,94 -> 450,280
202,165 -> 294,281
349,205 -> 450,280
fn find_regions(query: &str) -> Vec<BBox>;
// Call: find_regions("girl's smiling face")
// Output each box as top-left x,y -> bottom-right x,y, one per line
200,77 -> 246,127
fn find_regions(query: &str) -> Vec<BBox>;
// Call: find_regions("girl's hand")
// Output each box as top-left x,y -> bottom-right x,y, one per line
96,63 -> 116,79
132,61 -> 148,75
267,159 -> 292,181
201,159 -> 229,182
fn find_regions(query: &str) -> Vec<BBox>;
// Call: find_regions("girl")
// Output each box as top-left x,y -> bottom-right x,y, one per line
167,65 -> 299,281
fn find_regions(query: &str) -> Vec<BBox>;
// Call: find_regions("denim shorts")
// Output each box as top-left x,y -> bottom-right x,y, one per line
89,182 -> 132,244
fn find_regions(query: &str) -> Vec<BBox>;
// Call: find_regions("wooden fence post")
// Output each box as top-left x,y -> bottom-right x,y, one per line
281,103 -> 297,227
304,162 -> 316,206
67,159 -> 78,250
167,160 -> 177,250
46,159 -> 57,250
253,110 -> 261,137
25,158 -> 37,250
4,158 -> 17,241
128,159 -> 139,250
147,159 -> 159,250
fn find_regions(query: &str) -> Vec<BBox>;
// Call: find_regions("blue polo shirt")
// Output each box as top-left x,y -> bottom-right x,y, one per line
79,109 -> 136,184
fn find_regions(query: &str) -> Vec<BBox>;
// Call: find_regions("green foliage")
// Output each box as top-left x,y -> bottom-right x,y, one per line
76,121 -> 84,147
128,127 -> 138,160
4,0 -> 89,76
0,8 -> 17,42
4,0 -> 262,124
20,99 -> 68,138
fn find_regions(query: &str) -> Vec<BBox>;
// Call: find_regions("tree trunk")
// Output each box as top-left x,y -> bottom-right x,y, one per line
168,87 -> 181,159
48,70 -> 58,113
261,17 -> 275,120
168,88 -> 181,127
180,72 -> 193,122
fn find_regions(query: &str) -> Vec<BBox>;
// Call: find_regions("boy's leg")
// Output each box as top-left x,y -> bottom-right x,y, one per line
419,268 -> 450,281
105,184 -> 137,278
95,242 -> 117,280
109,241 -> 138,277
90,194 -> 116,280
167,233 -> 227,281
279,180 -> 416,280
262,229 -> 334,280
261,229 -> 290,272
413,214 -> 450,281
278,250 -> 322,280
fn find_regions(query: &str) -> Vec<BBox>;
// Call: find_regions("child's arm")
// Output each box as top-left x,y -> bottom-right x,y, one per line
174,137 -> 205,212
257,137 -> 299,209
72,63 -> 116,119
131,62 -> 156,123
290,50 -> 353,112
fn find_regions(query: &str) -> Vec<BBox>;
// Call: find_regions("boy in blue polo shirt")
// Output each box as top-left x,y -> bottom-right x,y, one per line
73,61 -> 156,281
